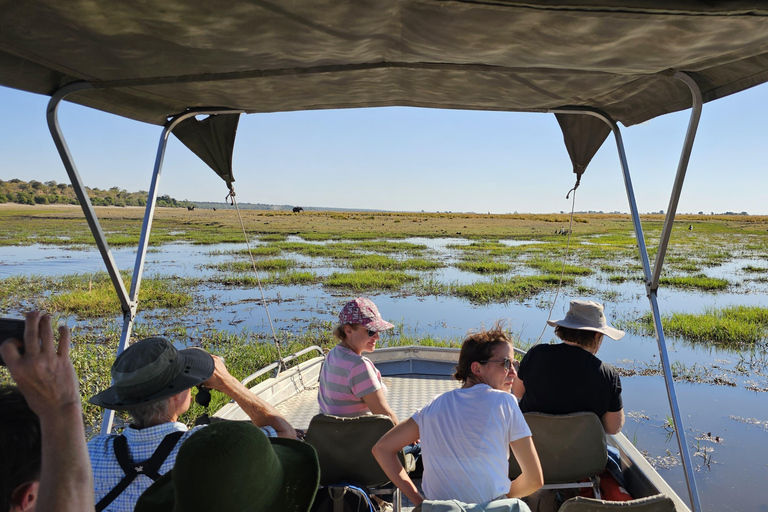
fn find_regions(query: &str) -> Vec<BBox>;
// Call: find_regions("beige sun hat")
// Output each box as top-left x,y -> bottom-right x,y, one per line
547,300 -> 625,340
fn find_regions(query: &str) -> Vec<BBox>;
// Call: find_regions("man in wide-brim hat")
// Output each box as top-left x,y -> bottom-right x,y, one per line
512,300 -> 626,435
87,337 -> 296,512
135,421 -> 319,512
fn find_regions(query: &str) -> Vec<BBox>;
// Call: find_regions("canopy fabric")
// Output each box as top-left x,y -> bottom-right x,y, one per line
2,1 -> 768,177
172,114 -> 240,187
555,114 -> 613,178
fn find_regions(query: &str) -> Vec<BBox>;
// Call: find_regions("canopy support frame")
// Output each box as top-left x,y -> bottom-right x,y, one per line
47,84 -> 243,433
550,72 -> 703,512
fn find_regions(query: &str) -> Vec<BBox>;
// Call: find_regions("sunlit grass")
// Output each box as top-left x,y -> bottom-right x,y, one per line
628,306 -> 768,348
349,255 -> 441,271
204,258 -> 295,272
324,270 -> 418,290
527,258 -> 592,275
455,260 -> 511,274
659,275 -> 729,291
451,275 -> 574,303
42,274 -> 194,317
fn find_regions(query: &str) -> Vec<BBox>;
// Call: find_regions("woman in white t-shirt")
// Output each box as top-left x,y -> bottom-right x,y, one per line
373,324 -> 543,506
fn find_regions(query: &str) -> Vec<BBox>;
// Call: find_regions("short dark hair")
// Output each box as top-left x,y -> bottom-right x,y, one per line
554,326 -> 601,351
0,386 -> 41,512
454,322 -> 512,384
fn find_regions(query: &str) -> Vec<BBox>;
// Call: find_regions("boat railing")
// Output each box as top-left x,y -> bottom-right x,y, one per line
241,345 -> 325,387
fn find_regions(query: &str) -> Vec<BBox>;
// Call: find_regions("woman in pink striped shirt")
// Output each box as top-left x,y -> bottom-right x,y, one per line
317,297 -> 399,423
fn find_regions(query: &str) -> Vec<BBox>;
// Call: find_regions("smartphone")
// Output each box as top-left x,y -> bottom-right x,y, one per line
0,318 -> 25,366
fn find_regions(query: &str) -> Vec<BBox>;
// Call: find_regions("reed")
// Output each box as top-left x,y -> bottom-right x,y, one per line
450,275 -> 574,303
324,270 -> 418,290
527,258 -> 593,275
455,260 -> 512,274
628,305 -> 768,347
658,275 -> 729,291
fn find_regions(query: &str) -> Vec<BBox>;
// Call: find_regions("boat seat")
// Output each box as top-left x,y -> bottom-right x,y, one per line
305,413 -> 406,509
509,412 -> 607,499
558,494 -> 676,511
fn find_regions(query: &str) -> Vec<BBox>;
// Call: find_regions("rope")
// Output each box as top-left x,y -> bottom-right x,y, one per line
226,187 -> 284,361
532,175 -> 580,346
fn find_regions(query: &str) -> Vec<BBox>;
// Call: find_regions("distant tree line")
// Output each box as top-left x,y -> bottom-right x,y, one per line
0,179 -> 193,208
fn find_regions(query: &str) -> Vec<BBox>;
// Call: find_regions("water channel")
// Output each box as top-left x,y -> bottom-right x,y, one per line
1,239 -> 766,511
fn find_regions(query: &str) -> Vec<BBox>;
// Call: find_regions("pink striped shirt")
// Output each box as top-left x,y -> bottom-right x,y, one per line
318,344 -> 386,416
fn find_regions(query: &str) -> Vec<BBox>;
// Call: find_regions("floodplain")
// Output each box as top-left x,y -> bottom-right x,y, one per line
1,205 -> 768,511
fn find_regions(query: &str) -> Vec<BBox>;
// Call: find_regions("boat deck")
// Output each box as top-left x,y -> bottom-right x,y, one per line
276,374 -> 460,429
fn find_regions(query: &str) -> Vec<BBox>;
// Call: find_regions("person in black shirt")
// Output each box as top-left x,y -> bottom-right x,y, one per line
512,300 -> 625,434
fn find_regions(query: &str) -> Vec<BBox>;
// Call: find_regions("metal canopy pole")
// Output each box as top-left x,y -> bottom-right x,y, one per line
651,72 -> 703,288
550,101 -> 703,512
47,83 -> 132,314
46,86 -> 244,433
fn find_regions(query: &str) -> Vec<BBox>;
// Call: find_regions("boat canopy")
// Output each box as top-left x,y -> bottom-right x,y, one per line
2,1 -> 768,182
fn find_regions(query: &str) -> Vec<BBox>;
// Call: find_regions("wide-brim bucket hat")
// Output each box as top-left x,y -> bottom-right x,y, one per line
135,421 -> 320,512
547,300 -> 625,340
89,337 -> 215,410
339,297 -> 394,332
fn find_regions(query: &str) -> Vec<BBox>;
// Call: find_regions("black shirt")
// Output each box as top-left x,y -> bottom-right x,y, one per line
518,343 -> 622,417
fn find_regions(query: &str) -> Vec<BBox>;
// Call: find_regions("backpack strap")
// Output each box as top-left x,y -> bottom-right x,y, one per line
95,431 -> 185,512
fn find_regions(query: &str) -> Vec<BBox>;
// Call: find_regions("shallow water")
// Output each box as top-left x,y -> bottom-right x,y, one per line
1,240 -> 767,511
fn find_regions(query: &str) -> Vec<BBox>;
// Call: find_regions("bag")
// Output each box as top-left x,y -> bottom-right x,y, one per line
310,482 -> 377,512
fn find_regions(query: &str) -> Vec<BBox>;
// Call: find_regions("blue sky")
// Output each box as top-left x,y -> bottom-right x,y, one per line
1,82 -> 766,214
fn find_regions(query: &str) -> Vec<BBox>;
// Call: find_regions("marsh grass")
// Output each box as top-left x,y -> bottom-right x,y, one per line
527,258 -> 592,276
226,246 -> 282,257
627,305 -> 768,347
349,255 -> 441,271
0,272 -> 195,317
455,260 -> 511,274
743,265 -> 768,273
659,275 -> 729,291
451,275 -> 574,303
324,270 -> 418,290
204,258 -> 295,272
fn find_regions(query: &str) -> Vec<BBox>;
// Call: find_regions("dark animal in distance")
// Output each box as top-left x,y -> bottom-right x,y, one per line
293,206 -> 304,213
187,206 -> 195,211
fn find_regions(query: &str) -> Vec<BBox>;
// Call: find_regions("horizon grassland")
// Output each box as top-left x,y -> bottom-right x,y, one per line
1,203 -> 768,428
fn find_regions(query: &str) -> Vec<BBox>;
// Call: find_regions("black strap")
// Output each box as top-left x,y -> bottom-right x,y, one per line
95,431 -> 185,512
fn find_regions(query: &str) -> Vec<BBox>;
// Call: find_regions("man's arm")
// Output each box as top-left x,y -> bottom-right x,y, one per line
0,311 -> 94,512
601,409 -> 624,435
202,356 -> 296,439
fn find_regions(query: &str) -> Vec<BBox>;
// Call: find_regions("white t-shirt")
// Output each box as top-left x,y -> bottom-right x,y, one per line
411,384 -> 531,504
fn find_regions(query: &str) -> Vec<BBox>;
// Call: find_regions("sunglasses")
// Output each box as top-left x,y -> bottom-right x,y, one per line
366,329 -> 378,337
479,357 -> 515,372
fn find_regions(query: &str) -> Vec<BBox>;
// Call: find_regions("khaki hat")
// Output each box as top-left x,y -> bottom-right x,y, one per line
89,337 -> 215,410
547,300 -> 625,340
135,421 -> 320,512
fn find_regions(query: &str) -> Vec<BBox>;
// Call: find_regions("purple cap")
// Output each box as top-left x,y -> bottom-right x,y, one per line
339,297 -> 395,332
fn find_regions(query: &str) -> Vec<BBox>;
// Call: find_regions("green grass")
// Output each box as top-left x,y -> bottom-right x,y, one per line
45,275 -> 194,317
628,306 -> 768,348
451,275 -> 574,303
226,246 -> 282,257
527,258 -> 593,275
455,260 -> 511,274
324,270 -> 418,290
659,275 -> 729,291
266,271 -> 319,285
0,272 -> 195,318
349,255 -> 441,271
743,265 -> 768,273
204,258 -> 295,272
